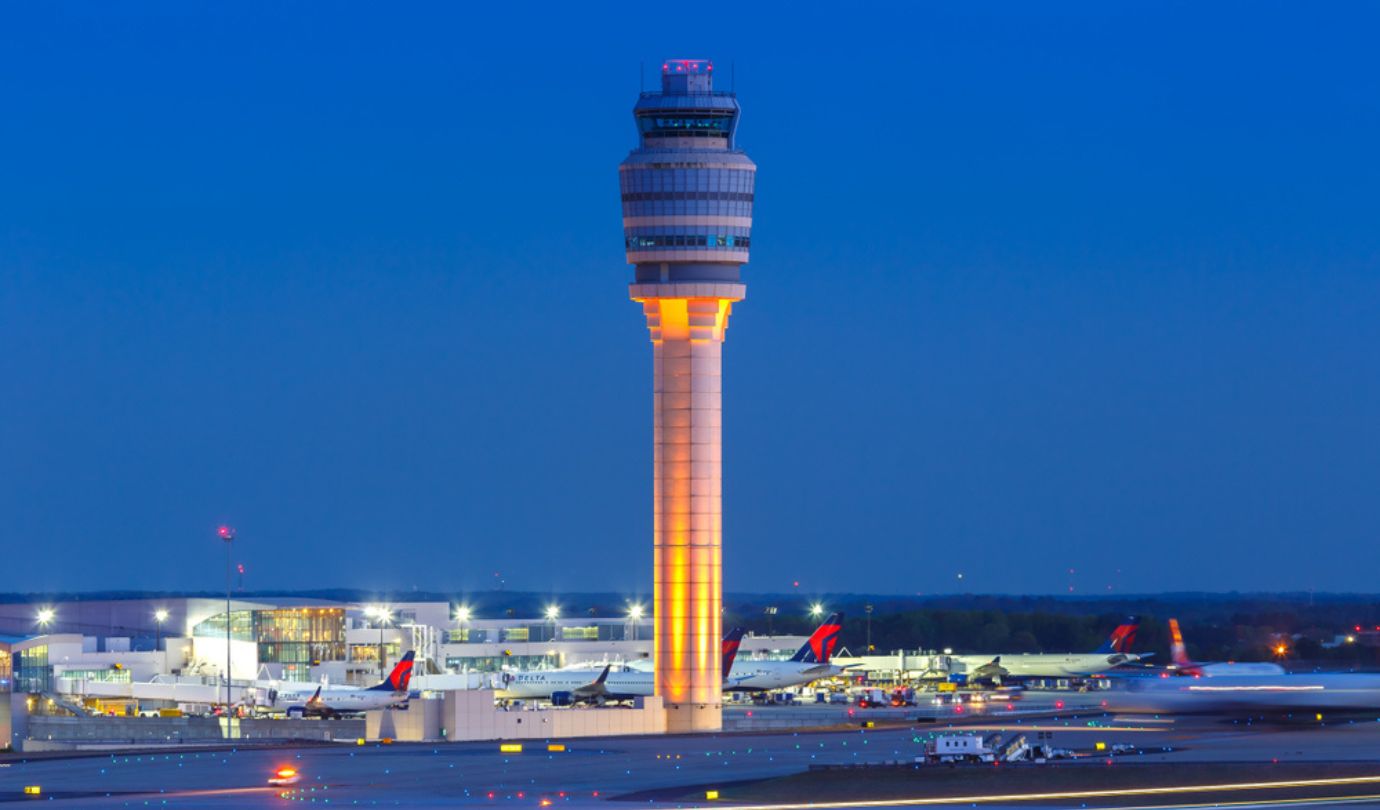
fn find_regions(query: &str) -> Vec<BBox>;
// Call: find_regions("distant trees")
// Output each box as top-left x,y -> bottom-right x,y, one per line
726,595 -> 1380,666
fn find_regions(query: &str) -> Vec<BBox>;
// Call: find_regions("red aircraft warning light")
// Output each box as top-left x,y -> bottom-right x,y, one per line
662,59 -> 711,75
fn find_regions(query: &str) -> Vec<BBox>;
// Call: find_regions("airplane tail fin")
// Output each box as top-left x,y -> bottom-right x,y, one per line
594,664 -> 611,686
722,627 -> 746,680
1168,619 -> 1192,668
790,613 -> 843,664
369,650 -> 416,692
1095,616 -> 1139,654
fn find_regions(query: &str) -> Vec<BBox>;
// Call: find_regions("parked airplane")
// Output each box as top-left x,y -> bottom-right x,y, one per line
1167,618 -> 1285,676
500,615 -> 847,702
251,651 -> 415,717
959,617 -> 1147,682
722,612 -> 847,691
521,626 -> 745,703
497,664 -> 649,702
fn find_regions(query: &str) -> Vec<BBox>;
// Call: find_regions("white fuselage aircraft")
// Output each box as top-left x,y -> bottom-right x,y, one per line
249,651 -> 416,717
499,615 -> 849,701
954,617 -> 1147,681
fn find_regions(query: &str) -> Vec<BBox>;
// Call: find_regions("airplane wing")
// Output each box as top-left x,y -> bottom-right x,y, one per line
572,665 -> 612,699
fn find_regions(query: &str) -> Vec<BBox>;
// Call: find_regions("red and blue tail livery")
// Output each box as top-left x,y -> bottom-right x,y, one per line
721,627 -> 746,680
790,612 -> 843,664
369,650 -> 415,692
1095,617 -> 1139,655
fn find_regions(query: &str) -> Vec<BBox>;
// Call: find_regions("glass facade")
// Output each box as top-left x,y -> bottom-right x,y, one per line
192,610 -> 254,642
446,622 -> 649,644
348,642 -> 402,678
58,667 -> 132,684
193,608 -> 346,681
0,646 -> 11,692
444,653 -> 558,673
15,643 -> 49,693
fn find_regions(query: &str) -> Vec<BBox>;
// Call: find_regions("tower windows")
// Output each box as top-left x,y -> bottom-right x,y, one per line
626,234 -> 750,250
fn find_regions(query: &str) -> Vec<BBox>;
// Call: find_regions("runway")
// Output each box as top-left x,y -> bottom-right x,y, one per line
5,712 -> 1380,808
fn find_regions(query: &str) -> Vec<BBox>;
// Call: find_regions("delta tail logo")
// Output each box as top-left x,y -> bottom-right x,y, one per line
791,612 -> 843,664
721,627 -> 746,680
1096,616 -> 1140,655
370,650 -> 415,692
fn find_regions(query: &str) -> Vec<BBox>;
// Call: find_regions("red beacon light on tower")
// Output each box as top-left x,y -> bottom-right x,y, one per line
662,59 -> 712,75
218,525 -> 235,541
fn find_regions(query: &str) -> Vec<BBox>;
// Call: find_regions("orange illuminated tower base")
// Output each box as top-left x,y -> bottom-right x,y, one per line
633,281 -> 743,733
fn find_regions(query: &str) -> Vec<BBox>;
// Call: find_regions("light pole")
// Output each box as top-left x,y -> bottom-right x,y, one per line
809,603 -> 824,620
544,604 -> 560,644
217,525 -> 235,712
454,605 -> 471,643
865,604 -> 874,652
154,608 -> 169,651
367,605 -> 392,680
627,603 -> 644,643
36,607 -> 55,632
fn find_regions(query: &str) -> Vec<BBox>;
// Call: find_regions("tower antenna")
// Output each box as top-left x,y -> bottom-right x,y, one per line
640,61 -> 645,93
732,61 -> 736,93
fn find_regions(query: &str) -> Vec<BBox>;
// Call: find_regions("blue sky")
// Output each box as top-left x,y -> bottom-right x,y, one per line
2,2 -> 1377,595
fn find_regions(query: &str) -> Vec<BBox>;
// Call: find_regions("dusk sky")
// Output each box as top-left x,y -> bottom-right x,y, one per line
3,2 -> 1377,596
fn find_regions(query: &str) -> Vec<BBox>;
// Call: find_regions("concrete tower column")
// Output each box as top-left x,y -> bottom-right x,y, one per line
634,287 -> 742,730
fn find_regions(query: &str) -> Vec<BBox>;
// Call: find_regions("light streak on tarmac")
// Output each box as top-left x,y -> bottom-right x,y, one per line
1110,795 -> 1380,809
710,774 -> 1380,810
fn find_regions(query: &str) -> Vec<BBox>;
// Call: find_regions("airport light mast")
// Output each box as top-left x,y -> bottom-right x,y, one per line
620,58 -> 756,732
217,525 -> 235,711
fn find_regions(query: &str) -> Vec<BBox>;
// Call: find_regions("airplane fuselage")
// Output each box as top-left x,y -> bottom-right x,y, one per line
497,658 -> 844,700
250,684 -> 407,716
1109,672 -> 1380,714
497,669 -> 654,701
723,660 -> 846,691
956,653 -> 1143,679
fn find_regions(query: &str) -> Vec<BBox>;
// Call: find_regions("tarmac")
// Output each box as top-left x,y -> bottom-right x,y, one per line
5,703 -> 1380,808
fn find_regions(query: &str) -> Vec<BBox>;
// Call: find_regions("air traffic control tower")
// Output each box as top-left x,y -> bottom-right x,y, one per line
620,58 -> 755,732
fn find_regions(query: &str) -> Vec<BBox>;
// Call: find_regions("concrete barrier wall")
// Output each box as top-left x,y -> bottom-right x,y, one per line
22,715 -> 363,750
235,717 -> 363,742
433,690 -> 667,742
368,698 -> 444,742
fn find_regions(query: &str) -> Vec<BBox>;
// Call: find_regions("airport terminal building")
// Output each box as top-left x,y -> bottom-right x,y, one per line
0,596 -> 805,710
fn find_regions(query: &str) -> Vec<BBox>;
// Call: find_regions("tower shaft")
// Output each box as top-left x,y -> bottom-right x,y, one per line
635,286 -> 742,729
